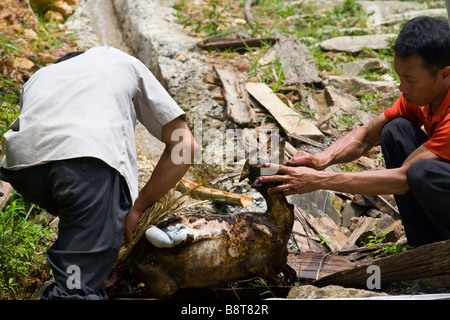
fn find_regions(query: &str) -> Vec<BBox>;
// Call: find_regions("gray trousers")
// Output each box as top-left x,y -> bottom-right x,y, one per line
0,158 -> 131,299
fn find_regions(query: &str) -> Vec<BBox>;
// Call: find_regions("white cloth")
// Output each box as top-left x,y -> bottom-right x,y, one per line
2,46 -> 185,203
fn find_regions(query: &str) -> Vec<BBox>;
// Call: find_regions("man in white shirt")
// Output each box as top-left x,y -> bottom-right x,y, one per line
0,46 -> 197,299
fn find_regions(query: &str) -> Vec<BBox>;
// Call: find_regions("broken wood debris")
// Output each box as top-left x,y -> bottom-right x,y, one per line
197,37 -> 277,50
177,177 -> 253,208
215,66 -> 255,126
272,33 -> 323,86
290,192 -> 404,254
356,194 -> 401,220
246,82 -> 324,141
287,252 -> 357,282
313,239 -> 450,289
208,171 -> 241,186
289,199 -> 450,290
244,0 -> 256,29
297,206 -> 351,253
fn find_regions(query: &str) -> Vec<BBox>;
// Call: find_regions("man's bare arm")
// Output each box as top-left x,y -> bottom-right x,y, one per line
260,145 -> 442,197
124,117 -> 197,243
289,113 -> 388,170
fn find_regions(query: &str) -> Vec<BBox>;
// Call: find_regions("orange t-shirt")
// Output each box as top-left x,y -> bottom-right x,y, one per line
384,86 -> 450,161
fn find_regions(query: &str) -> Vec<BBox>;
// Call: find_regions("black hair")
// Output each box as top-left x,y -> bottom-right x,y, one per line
395,16 -> 450,74
55,51 -> 85,64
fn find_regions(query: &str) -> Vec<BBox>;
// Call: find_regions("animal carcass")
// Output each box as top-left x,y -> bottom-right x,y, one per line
108,139 -> 295,298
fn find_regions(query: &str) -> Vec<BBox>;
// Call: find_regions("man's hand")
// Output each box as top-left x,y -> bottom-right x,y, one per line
258,163 -> 323,197
124,206 -> 144,244
288,150 -> 323,169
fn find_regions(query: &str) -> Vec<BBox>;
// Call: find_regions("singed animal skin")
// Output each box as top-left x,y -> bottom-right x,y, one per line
107,140 -> 294,298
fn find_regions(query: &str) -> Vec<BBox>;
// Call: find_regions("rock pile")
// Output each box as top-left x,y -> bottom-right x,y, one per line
0,0 -> 78,84
31,0 -> 81,21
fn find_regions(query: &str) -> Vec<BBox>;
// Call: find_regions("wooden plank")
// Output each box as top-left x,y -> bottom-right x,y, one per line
177,177 -> 253,208
246,82 -> 324,140
273,34 -> 323,86
363,195 -> 401,220
295,205 -> 350,253
215,67 -> 255,126
341,216 -> 373,251
288,132 -> 327,149
314,239 -> 450,288
292,220 -> 328,254
198,37 -> 277,50
304,213 -> 350,253
287,252 -> 357,281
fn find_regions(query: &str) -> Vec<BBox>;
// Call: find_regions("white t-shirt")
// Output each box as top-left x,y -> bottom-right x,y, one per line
2,46 -> 185,203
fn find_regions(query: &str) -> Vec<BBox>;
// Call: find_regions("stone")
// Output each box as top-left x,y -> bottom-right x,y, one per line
320,34 -> 397,54
258,48 -> 277,67
355,212 -> 396,246
385,220 -> 404,243
359,1 -> 426,17
338,58 -> 390,77
273,33 -> 322,85
44,10 -> 65,22
327,75 -> 398,95
65,0 -> 81,5
0,180 -> 13,211
0,8 -> 15,21
14,57 -> 34,70
324,86 -> 361,110
290,190 -> 342,226
23,28 -> 38,40
341,200 -> 365,228
52,0 -> 75,18
380,9 -> 448,26
287,284 -> 389,299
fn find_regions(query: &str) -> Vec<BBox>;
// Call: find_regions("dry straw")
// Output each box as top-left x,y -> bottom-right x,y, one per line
117,162 -> 206,263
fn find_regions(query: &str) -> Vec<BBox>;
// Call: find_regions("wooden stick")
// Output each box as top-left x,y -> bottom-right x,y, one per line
177,178 -> 253,208
244,0 -> 256,29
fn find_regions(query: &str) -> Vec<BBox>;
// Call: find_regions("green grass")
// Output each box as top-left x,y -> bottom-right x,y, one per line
0,76 -> 20,155
0,5 -> 76,299
0,190 -> 54,299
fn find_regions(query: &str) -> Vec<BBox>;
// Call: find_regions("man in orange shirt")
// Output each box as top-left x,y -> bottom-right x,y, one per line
259,16 -> 450,247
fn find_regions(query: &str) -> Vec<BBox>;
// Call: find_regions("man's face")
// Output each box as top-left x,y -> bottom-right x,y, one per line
394,53 -> 446,108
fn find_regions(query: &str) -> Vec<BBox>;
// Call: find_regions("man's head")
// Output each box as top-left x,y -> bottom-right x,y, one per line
394,16 -> 450,107
55,51 -> 85,64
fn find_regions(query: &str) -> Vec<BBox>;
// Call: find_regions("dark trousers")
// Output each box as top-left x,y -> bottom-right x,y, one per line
381,118 -> 450,246
0,158 -> 131,299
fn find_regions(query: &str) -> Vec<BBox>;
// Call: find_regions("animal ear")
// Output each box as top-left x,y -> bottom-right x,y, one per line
239,160 -> 251,182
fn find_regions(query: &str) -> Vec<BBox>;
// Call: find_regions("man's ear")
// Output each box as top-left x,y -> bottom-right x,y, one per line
441,66 -> 450,80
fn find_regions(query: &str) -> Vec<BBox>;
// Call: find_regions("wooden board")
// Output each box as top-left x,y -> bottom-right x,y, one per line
314,239 -> 450,288
287,252 -> 357,282
177,178 -> 253,208
198,37 -> 277,50
295,206 -> 350,253
215,67 -> 255,126
246,82 -> 324,141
